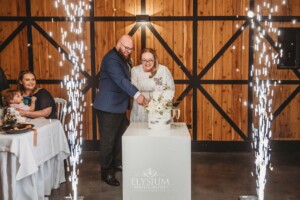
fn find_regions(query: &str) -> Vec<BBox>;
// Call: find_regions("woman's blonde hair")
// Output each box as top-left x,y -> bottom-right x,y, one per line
140,48 -> 159,78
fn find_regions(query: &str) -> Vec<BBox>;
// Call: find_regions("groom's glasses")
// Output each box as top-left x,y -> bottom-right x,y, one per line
120,42 -> 134,52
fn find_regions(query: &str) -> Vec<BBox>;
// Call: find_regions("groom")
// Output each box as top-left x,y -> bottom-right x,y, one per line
94,35 -> 147,186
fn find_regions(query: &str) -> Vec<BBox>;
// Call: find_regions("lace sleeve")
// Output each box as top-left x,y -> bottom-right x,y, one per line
131,67 -> 139,89
162,65 -> 175,91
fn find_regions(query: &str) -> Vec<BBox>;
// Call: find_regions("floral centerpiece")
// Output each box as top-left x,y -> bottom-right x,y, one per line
145,89 -> 174,115
145,88 -> 174,130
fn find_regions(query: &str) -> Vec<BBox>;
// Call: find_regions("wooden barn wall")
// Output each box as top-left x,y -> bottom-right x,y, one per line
0,0 -> 299,143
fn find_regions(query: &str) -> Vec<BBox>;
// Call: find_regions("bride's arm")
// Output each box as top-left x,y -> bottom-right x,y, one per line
131,67 -> 139,89
162,65 -> 175,91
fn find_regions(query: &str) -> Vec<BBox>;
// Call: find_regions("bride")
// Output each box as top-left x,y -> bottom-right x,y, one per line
130,48 -> 175,122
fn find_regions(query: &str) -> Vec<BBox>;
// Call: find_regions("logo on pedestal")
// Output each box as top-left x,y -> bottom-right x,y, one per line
131,168 -> 170,192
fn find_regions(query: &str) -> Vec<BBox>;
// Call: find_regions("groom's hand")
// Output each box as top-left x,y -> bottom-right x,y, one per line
142,98 -> 149,106
136,94 -> 148,106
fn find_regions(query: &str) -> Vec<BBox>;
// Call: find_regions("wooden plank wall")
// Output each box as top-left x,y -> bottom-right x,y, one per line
0,0 -> 299,141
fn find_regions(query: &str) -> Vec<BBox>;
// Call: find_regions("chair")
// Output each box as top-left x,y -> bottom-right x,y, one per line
54,97 -> 70,170
54,97 -> 67,126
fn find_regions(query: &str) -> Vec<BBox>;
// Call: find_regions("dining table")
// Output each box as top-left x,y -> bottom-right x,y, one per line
0,118 -> 70,200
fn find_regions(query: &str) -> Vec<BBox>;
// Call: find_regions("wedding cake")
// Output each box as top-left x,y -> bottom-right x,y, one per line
146,90 -> 174,130
148,108 -> 172,130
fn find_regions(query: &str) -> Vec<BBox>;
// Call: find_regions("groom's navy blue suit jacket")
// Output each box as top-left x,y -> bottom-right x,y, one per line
93,48 -> 138,113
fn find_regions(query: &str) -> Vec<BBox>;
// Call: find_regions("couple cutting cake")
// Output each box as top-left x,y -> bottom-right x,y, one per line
93,34 -> 175,186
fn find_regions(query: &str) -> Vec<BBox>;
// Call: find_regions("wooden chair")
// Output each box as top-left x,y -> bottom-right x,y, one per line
54,97 -> 70,171
54,97 -> 67,126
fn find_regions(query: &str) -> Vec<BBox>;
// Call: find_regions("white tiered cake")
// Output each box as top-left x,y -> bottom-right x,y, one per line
146,90 -> 174,130
148,108 -> 171,130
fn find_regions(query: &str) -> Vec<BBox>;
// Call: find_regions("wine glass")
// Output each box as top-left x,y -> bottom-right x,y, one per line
171,108 -> 176,122
174,108 -> 180,122
171,108 -> 180,123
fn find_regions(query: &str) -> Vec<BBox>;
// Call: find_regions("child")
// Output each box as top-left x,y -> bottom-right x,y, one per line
3,89 -> 36,111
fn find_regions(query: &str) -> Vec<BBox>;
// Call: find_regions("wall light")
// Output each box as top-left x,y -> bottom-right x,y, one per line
136,15 -> 150,22
247,10 -> 255,18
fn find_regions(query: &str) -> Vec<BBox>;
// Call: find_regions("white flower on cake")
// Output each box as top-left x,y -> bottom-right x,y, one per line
145,88 -> 174,130
145,89 -> 174,115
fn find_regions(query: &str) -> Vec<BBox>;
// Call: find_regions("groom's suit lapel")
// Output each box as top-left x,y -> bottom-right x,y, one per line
121,61 -> 131,79
113,48 -> 131,80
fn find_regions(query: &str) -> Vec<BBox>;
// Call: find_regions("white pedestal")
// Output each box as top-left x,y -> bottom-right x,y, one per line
122,122 -> 191,200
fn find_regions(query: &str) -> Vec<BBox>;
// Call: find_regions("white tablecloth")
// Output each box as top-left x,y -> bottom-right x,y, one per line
0,118 -> 70,200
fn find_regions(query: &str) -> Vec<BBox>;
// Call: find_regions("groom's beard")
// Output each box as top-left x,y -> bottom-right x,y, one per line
117,48 -> 131,63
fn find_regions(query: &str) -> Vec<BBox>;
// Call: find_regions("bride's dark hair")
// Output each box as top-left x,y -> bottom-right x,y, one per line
140,48 -> 158,78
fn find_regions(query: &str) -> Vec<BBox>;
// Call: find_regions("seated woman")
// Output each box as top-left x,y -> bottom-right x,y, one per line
130,48 -> 175,122
17,70 -> 57,119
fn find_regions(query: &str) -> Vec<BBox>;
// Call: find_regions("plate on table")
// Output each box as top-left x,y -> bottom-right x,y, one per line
2,123 -> 34,134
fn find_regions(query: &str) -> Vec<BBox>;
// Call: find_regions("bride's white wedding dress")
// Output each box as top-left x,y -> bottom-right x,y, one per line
130,64 -> 175,122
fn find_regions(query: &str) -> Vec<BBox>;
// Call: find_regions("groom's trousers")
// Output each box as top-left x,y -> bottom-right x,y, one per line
96,109 -> 129,174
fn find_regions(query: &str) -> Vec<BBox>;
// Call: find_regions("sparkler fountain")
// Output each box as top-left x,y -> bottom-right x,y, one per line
243,1 -> 289,200
53,0 -> 91,199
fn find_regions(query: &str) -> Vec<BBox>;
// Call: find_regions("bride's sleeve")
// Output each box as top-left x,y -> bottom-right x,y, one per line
131,67 -> 139,89
163,66 -> 175,91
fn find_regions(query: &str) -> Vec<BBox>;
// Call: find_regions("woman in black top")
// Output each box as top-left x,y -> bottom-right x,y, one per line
17,70 -> 57,119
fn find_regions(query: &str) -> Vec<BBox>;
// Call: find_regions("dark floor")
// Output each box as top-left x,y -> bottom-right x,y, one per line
49,152 -> 300,200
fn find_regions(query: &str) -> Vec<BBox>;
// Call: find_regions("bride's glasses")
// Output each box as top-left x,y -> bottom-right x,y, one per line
141,59 -> 154,64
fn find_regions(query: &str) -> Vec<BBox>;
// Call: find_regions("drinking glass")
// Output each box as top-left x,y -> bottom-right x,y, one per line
171,108 -> 180,122
174,108 -> 180,122
171,108 -> 176,122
